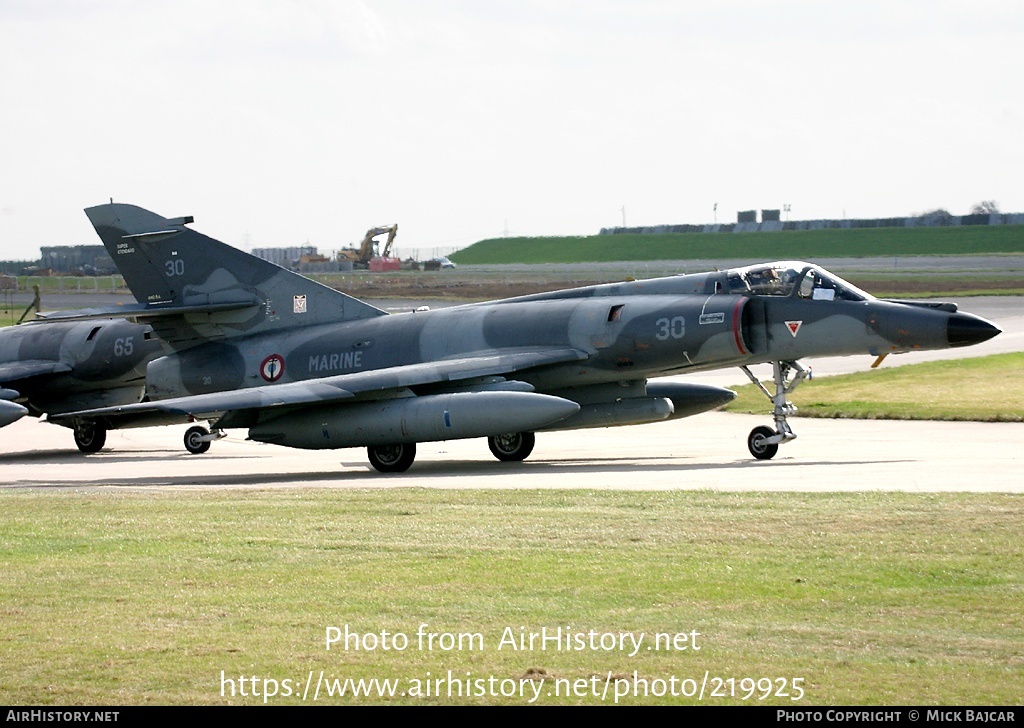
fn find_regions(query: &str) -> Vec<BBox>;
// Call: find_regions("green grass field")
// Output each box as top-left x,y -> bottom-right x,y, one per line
452,225 -> 1024,264
726,353 -> 1024,422
1,489 -> 1021,705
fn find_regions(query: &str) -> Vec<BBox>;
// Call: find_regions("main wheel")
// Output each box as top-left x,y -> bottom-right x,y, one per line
74,421 -> 107,453
487,432 -> 536,462
184,425 -> 212,454
747,426 -> 779,460
367,443 -> 417,473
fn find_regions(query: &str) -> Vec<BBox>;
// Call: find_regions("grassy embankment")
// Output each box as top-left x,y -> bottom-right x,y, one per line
452,225 -> 1024,297
451,225 -> 1024,264
1,489 -> 1021,705
725,353 -> 1024,422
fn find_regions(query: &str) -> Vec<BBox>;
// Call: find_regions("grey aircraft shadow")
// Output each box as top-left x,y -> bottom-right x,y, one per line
3,455 -> 910,489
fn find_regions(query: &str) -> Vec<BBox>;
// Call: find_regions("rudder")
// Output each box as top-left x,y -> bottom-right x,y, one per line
86,203 -> 386,344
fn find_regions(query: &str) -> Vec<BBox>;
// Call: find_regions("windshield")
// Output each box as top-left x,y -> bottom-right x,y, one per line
726,262 -> 871,301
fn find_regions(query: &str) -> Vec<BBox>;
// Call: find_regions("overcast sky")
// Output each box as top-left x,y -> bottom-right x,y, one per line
1,0 -> 1022,260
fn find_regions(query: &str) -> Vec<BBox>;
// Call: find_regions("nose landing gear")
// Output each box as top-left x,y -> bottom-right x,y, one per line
740,360 -> 809,460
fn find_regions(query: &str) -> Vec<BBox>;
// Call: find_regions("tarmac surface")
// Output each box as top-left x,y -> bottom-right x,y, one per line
1,411 -> 1021,492
1,296 -> 1020,494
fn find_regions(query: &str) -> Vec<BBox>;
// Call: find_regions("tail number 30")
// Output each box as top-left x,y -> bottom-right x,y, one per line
655,316 -> 686,340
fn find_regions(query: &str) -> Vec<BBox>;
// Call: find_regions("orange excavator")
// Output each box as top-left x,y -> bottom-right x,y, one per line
337,225 -> 399,270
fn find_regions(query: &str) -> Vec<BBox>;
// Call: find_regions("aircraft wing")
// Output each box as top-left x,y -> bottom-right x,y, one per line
0,359 -> 73,385
49,347 -> 588,427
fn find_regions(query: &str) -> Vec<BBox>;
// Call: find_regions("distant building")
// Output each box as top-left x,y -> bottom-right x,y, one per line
39,245 -> 115,274
0,260 -> 35,276
251,246 -> 317,270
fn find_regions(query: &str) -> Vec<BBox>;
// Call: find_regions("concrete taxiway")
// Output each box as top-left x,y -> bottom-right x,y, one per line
1,411 -> 1021,492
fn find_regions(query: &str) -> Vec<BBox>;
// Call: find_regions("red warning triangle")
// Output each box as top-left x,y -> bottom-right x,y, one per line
785,321 -> 802,337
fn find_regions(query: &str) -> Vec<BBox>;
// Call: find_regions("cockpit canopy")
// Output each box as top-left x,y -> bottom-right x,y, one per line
725,262 -> 872,302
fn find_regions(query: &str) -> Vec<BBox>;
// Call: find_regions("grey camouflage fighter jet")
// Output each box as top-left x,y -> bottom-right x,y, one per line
51,202 -> 1000,472
0,315 -> 163,450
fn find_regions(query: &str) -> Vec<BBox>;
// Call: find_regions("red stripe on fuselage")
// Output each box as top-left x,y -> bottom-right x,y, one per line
732,299 -> 747,355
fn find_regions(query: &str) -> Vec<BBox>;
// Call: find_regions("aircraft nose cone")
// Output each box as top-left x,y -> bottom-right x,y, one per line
947,313 -> 1001,348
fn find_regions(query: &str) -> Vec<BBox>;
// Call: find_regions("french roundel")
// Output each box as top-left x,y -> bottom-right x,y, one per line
260,354 -> 285,382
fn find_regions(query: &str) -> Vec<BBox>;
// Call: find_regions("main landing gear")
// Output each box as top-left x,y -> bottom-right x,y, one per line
73,421 -> 107,453
487,432 -> 535,462
183,425 -> 225,454
740,360 -> 809,461
366,432 -> 537,474
367,443 -> 417,473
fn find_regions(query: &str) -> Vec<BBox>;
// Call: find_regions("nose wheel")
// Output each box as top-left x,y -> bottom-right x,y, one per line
740,360 -> 808,461
747,426 -> 779,460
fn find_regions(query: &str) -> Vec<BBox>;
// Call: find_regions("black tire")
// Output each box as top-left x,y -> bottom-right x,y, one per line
747,426 -> 779,460
367,443 -> 417,473
74,422 -> 106,453
184,425 -> 212,454
487,432 -> 536,462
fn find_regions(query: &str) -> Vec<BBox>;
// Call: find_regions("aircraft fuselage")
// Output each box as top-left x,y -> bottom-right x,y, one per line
0,318 -> 162,420
143,275 -> 992,403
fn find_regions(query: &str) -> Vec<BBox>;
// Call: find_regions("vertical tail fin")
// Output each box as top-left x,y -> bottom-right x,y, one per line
86,203 -> 386,345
